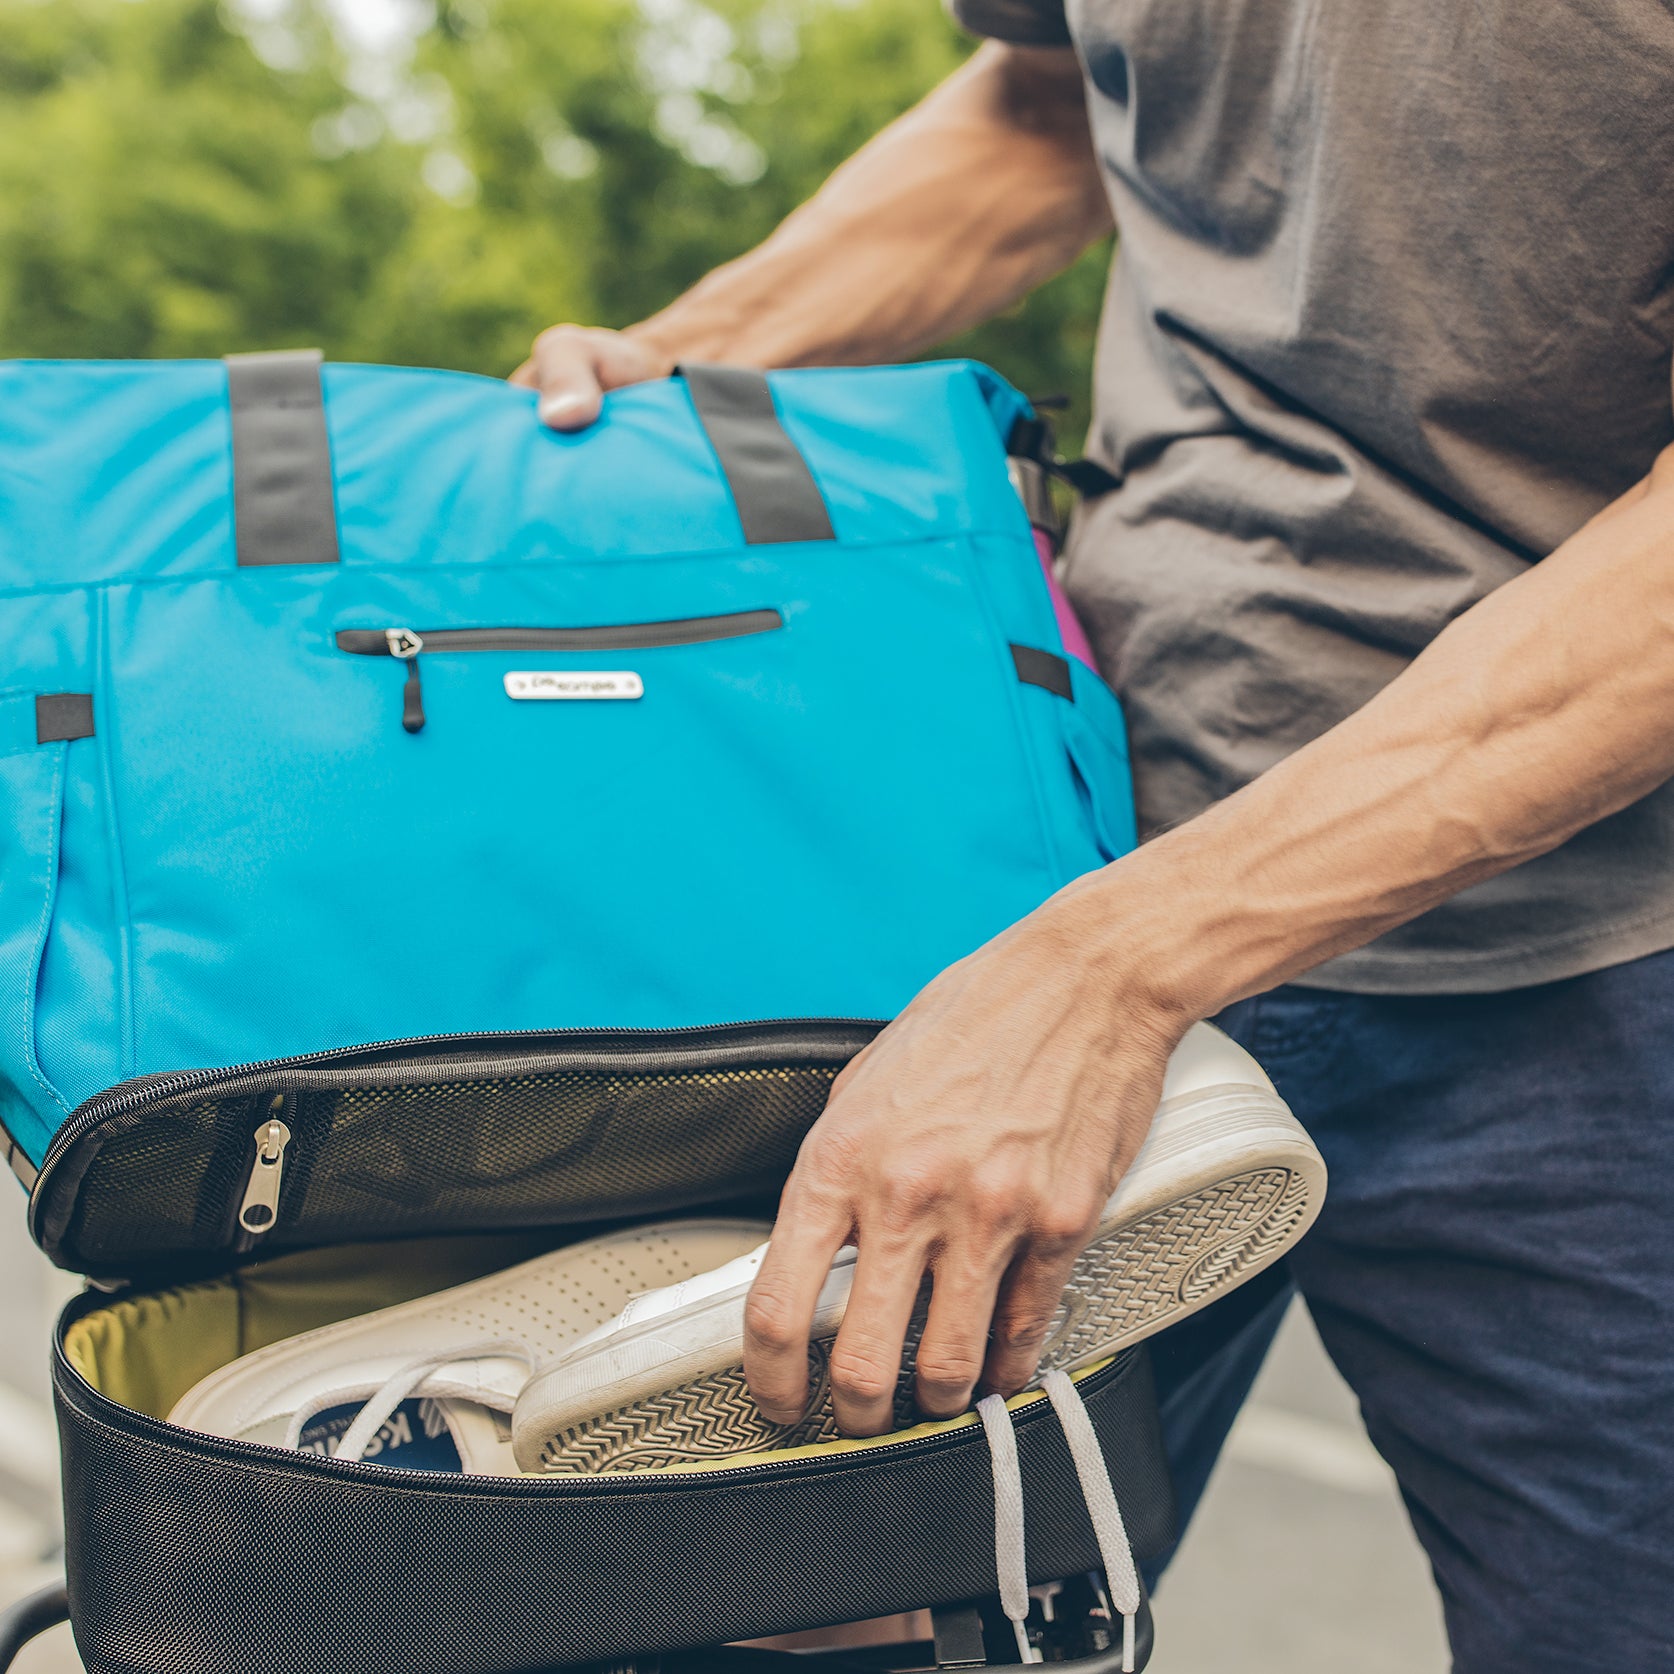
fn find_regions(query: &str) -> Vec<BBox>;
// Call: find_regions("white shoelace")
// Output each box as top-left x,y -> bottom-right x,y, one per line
976,1392 -> 1038,1664
979,1370 -> 1141,1671
282,1338 -> 536,1462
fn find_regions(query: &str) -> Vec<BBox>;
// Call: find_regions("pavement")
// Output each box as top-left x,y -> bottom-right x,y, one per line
0,1199 -> 1446,1673
1148,1304 -> 1447,1674
0,1196 -> 78,1674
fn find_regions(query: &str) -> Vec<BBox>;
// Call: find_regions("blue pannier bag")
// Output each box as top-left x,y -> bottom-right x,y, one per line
0,352 -> 1135,1277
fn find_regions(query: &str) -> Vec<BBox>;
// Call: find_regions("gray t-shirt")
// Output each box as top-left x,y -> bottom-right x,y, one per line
951,0 -> 1674,992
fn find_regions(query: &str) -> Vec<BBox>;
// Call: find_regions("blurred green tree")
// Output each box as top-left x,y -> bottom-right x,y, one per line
0,0 -> 416,357
0,0 -> 1109,436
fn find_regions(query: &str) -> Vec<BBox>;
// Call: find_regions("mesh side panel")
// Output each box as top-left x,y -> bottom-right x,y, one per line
56,1100 -> 260,1265
56,1326 -> 1174,1674
293,1064 -> 836,1238
60,1065 -> 836,1274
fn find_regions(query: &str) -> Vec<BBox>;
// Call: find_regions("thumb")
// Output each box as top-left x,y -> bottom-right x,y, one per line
516,324 -> 672,431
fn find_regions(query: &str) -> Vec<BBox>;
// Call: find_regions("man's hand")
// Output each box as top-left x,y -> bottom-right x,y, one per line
740,416 -> 1674,1441
510,326 -> 675,431
743,893 -> 1184,1435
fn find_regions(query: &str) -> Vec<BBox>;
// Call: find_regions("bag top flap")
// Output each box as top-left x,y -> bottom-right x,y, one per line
0,357 -> 1033,594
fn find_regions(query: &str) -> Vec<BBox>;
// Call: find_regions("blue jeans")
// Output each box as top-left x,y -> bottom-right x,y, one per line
1147,950 -> 1674,1672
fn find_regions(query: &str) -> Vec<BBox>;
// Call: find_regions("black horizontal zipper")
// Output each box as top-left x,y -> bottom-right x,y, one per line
336,611 -> 784,734
29,1019 -> 883,1263
335,612 -> 782,657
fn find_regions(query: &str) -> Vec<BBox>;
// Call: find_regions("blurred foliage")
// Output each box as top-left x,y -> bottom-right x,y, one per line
0,0 -> 413,356
0,0 -> 1108,439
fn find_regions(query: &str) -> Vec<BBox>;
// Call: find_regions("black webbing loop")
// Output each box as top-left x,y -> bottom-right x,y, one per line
1006,412 -> 1123,498
225,350 -> 341,567
678,365 -> 836,545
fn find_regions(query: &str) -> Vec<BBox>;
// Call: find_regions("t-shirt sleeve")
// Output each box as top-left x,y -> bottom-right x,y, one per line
943,0 -> 1073,48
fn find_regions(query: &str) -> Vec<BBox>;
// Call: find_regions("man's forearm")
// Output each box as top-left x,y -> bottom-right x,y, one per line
627,43 -> 1112,370
1053,438 -> 1674,1024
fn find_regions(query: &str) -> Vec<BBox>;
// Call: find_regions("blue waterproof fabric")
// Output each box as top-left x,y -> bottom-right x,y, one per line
0,358 -> 1135,1168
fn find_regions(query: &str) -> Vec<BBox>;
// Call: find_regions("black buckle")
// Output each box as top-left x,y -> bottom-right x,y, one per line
575,1572 -> 1155,1671
1005,415 -> 1123,517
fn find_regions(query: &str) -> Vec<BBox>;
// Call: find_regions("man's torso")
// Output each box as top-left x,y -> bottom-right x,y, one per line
956,0 -> 1674,990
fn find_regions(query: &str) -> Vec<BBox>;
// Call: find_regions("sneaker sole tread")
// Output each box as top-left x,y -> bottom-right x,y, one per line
534,1109 -> 1321,1473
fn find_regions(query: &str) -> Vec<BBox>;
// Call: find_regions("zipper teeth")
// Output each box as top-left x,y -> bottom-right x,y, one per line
422,614 -> 780,651
33,1020 -> 881,1185
338,611 -> 782,656
57,1343 -> 1128,1492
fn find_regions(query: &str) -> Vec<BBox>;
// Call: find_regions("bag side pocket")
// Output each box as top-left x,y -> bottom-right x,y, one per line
0,691 -> 72,1168
1060,658 -> 1138,864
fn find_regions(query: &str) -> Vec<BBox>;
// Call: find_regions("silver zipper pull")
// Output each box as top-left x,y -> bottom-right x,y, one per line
384,629 -> 426,733
239,1107 -> 292,1235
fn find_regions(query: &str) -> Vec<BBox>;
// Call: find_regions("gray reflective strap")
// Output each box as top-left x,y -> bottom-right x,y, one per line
225,350 -> 341,567
678,364 -> 836,545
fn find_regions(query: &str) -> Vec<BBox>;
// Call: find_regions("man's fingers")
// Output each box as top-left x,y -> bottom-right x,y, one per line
980,1239 -> 1085,1397
743,1208 -> 850,1427
827,1241 -> 930,1437
913,1241 -> 1014,1418
516,325 -> 671,430
526,327 -> 608,429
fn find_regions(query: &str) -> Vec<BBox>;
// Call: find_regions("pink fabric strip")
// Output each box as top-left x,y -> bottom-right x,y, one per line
1035,529 -> 1097,669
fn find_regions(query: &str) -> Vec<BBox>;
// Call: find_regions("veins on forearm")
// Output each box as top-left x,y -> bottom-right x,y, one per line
1063,448 -> 1674,1017
631,46 -> 1108,370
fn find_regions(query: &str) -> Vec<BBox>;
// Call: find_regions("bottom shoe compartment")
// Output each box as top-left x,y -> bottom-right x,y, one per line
55,1233 -> 1177,1674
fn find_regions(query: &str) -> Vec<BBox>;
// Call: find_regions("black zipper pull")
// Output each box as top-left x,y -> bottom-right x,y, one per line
385,628 -> 425,733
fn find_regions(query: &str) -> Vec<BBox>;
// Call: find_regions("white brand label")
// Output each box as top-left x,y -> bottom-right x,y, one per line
503,670 -> 644,701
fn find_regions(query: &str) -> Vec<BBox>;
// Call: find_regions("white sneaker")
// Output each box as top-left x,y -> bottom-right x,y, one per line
512,1023 -> 1325,1474
167,1219 -> 772,1472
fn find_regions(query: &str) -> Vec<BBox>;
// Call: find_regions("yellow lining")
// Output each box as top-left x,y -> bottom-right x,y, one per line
63,1281 -> 240,1421
64,1232 -> 561,1418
